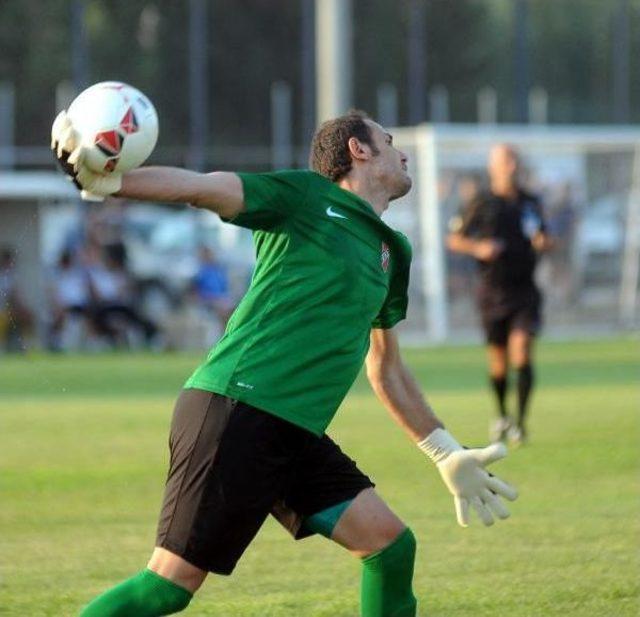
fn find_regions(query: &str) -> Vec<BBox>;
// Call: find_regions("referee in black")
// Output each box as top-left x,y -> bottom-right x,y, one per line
447,144 -> 552,446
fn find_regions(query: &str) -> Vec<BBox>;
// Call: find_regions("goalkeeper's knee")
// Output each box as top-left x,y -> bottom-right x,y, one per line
79,569 -> 192,616
360,527 -> 417,617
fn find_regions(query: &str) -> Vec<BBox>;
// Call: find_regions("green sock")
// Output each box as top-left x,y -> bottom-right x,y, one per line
360,528 -> 417,617
79,569 -> 192,616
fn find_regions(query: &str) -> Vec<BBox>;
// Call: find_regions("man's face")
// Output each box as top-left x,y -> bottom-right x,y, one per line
363,120 -> 412,200
488,144 -> 519,187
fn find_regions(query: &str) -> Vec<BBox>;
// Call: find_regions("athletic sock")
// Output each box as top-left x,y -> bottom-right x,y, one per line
516,364 -> 534,428
79,569 -> 192,617
490,375 -> 508,418
360,527 -> 417,617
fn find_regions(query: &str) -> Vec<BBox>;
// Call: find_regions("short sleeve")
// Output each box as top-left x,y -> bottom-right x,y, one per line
225,170 -> 313,230
371,233 -> 412,330
535,198 -> 548,234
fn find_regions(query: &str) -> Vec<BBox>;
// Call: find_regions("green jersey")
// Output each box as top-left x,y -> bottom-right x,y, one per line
185,170 -> 412,435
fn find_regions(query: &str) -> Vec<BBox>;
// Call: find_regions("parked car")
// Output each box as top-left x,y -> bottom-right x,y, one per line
122,204 -> 255,319
572,193 -> 627,286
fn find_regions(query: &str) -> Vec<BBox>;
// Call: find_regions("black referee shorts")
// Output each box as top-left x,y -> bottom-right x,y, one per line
156,389 -> 374,575
479,286 -> 542,347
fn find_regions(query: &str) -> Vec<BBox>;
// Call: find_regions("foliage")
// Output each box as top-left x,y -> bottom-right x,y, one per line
0,0 -> 638,155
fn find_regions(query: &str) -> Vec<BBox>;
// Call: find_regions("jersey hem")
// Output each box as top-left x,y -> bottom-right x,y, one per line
182,379 -> 327,437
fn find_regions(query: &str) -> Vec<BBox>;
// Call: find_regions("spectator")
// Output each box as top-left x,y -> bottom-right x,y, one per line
0,247 -> 34,352
48,249 -> 92,351
547,182 -> 577,304
192,246 -> 235,328
87,243 -> 158,348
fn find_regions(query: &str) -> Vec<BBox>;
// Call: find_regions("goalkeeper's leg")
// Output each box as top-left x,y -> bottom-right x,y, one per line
79,548 -> 205,616
317,488 -> 418,617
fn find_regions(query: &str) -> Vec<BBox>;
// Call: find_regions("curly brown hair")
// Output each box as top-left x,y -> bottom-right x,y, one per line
309,110 -> 379,182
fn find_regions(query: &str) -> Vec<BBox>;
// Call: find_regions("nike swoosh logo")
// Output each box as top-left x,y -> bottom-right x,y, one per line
326,206 -> 348,220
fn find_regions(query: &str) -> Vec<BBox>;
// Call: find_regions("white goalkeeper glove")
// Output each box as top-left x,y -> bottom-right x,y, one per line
418,428 -> 518,527
50,110 -> 122,202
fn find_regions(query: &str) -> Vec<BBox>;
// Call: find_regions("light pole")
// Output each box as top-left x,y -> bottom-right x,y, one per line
315,0 -> 353,123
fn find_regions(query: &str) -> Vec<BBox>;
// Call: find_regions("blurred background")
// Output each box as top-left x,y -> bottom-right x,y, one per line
1,0 -> 639,353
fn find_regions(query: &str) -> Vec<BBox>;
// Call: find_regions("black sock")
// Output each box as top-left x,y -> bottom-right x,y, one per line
490,375 -> 508,418
517,364 -> 534,427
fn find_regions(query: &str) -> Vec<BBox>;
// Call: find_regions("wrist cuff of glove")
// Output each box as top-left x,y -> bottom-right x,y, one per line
417,428 -> 462,464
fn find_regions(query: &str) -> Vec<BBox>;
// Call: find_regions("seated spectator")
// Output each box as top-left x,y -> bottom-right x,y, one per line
547,182 -> 577,304
87,243 -> 158,348
0,247 -> 34,352
48,249 -> 92,351
192,246 -> 235,328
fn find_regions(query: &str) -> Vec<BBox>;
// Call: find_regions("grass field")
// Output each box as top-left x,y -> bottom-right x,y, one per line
1,338 -> 638,616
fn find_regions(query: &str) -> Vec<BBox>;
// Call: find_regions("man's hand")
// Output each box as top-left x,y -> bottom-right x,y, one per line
50,110 -> 122,201
531,231 -> 553,253
418,428 -> 518,527
472,239 -> 504,262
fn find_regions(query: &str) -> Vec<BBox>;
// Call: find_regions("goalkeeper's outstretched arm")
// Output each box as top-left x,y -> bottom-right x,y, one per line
366,328 -> 518,527
119,167 -> 244,219
51,109 -> 245,220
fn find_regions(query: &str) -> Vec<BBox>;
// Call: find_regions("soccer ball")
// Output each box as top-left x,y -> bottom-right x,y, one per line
66,81 -> 159,174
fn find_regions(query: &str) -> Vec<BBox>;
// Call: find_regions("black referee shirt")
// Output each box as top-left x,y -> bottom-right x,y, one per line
450,188 -> 546,291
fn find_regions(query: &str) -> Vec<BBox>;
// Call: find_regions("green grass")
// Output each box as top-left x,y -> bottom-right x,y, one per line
1,338 -> 638,616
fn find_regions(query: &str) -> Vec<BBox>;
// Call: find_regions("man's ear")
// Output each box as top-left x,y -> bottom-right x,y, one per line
347,136 -> 371,162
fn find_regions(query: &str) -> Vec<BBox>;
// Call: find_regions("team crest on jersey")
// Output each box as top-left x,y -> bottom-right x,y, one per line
381,242 -> 390,272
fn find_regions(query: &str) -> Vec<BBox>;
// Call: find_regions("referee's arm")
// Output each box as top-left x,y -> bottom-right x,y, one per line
446,210 -> 503,261
531,230 -> 554,253
446,232 -> 503,261
366,327 -> 444,442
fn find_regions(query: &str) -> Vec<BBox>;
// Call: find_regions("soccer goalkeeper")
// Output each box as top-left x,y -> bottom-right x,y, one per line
52,109 -> 518,617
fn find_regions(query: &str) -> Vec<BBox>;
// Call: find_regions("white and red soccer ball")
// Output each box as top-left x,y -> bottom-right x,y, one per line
66,81 -> 159,174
